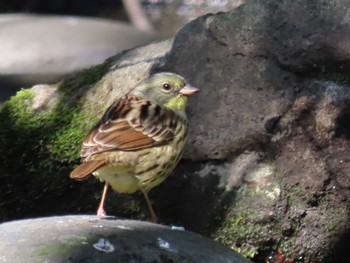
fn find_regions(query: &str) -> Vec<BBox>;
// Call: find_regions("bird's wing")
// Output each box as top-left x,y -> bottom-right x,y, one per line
70,159 -> 106,180
81,94 -> 178,158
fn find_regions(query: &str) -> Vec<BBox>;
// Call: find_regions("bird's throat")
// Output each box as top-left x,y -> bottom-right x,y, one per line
164,95 -> 187,111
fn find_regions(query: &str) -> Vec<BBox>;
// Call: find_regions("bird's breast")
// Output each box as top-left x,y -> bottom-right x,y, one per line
135,119 -> 188,191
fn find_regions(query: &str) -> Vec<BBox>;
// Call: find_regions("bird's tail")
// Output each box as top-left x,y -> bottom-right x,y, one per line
70,160 -> 106,180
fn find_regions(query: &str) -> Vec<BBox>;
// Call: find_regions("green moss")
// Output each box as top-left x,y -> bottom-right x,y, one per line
213,186 -> 282,259
0,89 -> 35,129
0,62 -> 113,221
213,167 -> 347,262
120,198 -> 146,220
32,242 -> 78,259
0,89 -> 40,162
46,109 -> 98,161
324,72 -> 350,85
0,56 -> 165,224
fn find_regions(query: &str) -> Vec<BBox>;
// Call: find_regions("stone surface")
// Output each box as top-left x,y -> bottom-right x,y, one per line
0,215 -> 251,263
1,0 -> 350,262
0,14 -> 160,101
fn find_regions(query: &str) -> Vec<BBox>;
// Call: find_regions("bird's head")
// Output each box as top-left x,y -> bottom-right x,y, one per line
130,72 -> 200,111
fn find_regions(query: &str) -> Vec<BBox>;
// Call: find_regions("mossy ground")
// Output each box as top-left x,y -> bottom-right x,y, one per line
212,175 -> 346,262
0,60 -> 147,222
213,185 -> 283,259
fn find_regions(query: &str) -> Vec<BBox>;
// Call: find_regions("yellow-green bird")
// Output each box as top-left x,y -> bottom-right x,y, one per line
70,72 -> 199,223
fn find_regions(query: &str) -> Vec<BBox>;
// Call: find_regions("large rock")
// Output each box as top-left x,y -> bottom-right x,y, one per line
1,0 -> 350,262
0,215 -> 251,263
0,14 -> 159,101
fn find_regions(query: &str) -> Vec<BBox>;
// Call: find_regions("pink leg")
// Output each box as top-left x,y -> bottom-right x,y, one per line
97,183 -> 108,217
140,187 -> 157,223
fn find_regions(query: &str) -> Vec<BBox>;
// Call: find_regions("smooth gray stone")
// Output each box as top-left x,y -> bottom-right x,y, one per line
0,215 -> 251,263
0,14 -> 160,100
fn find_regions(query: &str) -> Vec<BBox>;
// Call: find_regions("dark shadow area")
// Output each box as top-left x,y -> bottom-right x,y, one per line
0,0 -> 126,20
151,160 -> 237,235
325,228 -> 350,263
335,99 -> 350,140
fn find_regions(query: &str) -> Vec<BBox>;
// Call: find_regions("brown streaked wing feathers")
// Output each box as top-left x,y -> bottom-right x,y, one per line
81,95 -> 175,158
94,126 -> 156,150
70,159 -> 106,179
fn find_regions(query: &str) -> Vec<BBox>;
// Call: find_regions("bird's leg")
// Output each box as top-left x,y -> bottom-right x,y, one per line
97,182 -> 108,217
140,187 -> 158,223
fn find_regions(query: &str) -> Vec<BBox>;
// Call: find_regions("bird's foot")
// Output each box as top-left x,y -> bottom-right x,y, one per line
150,215 -> 158,224
97,207 -> 107,217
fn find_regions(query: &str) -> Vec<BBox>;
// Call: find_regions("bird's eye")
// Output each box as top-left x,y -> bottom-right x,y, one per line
162,83 -> 172,91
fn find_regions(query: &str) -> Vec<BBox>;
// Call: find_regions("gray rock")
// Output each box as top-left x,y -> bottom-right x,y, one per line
0,215 -> 251,263
0,14 -> 160,100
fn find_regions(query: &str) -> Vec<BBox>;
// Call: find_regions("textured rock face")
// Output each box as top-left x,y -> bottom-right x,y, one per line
160,1 -> 350,260
164,0 -> 350,161
0,215 -> 251,263
1,0 -> 350,262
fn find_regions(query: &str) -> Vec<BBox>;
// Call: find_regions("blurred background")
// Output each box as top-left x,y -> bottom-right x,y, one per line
0,0 -> 244,35
0,0 -> 244,102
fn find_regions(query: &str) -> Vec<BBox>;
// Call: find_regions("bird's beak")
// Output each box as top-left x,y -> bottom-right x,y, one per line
179,84 -> 200,96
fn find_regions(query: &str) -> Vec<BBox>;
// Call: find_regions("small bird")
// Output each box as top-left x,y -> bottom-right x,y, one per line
70,72 -> 199,223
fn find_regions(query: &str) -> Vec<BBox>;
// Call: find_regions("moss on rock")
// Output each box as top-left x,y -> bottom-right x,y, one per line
0,61 -> 114,222
213,184 -> 283,259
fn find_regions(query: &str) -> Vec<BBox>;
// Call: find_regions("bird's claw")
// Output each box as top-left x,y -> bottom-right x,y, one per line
97,207 -> 107,217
